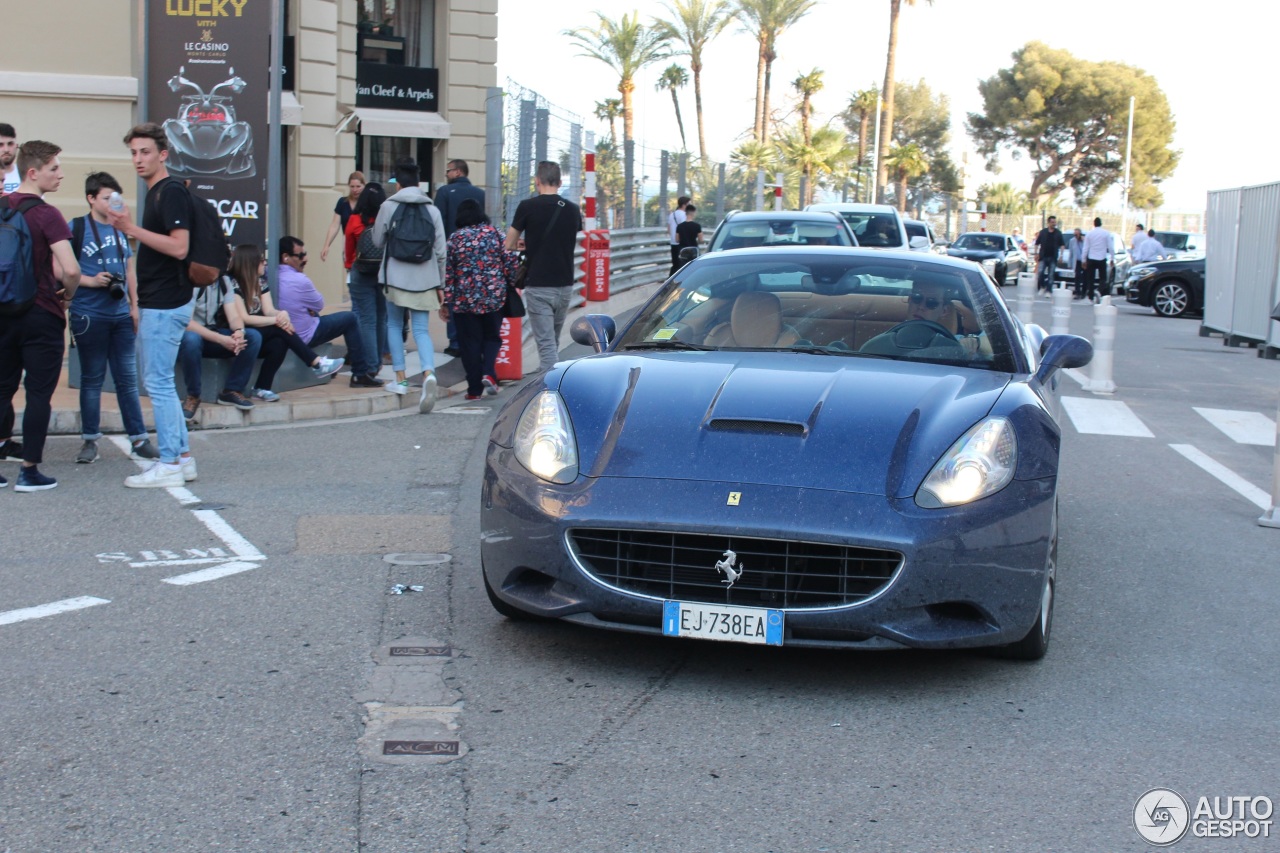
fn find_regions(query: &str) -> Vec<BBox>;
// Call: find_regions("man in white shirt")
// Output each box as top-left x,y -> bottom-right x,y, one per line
1081,217 -> 1114,303
1130,223 -> 1148,254
0,124 -> 19,196
1133,229 -> 1166,263
667,195 -> 689,275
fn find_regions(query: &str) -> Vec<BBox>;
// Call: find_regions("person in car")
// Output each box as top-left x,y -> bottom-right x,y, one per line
859,282 -> 965,356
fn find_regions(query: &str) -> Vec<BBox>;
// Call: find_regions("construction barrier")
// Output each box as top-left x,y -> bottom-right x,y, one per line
582,229 -> 611,302
495,317 -> 523,380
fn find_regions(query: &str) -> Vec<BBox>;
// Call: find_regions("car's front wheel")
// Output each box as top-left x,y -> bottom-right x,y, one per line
1152,280 -> 1191,317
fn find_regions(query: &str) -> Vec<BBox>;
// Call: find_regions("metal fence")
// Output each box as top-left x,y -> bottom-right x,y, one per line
1203,180 -> 1280,355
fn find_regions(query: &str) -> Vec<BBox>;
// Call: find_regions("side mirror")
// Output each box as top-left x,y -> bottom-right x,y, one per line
1034,334 -> 1093,385
678,246 -> 699,262
909,236 -> 930,250
570,314 -> 617,353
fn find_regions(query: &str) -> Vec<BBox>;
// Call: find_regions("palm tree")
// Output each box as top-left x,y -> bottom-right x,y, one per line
594,98 -> 623,144
978,181 -> 1030,215
885,142 -> 929,213
735,0 -> 818,144
792,68 -> 823,146
875,0 -> 932,203
776,125 -> 850,207
566,11 -> 671,146
656,64 -> 691,151
654,0 -> 733,162
842,87 -> 879,170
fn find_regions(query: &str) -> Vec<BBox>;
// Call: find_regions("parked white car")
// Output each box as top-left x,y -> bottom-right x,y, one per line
804,203 -> 924,251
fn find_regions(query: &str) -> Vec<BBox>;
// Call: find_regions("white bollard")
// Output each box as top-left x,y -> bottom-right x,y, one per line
1050,285 -> 1073,337
1258,403 -> 1280,528
1016,272 -> 1036,326
1086,295 -> 1117,394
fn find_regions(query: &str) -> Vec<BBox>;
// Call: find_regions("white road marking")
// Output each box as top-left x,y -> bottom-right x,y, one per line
162,561 -> 261,586
1061,397 -> 1155,437
191,509 -> 265,559
131,556 -> 264,569
1169,444 -> 1271,510
1193,408 -> 1277,446
0,596 -> 110,626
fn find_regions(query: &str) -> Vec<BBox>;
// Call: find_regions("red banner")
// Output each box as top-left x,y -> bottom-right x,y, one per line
495,317 -> 522,380
582,230 -> 610,302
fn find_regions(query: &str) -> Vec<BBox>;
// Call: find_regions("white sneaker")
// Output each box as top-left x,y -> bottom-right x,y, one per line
386,379 -> 409,396
181,456 -> 197,483
313,356 -> 344,379
418,372 -> 437,414
125,462 -> 185,489
252,388 -> 281,402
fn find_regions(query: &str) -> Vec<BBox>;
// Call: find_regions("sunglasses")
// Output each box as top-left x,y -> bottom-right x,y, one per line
288,251 -> 308,259
908,294 -> 944,310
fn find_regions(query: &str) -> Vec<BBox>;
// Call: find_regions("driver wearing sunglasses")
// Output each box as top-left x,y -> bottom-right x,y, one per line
906,283 -> 948,323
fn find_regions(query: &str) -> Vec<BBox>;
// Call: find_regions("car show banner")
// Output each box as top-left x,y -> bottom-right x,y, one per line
146,0 -> 270,247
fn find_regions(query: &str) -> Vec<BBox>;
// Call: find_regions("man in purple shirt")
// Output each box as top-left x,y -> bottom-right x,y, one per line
275,235 -> 381,387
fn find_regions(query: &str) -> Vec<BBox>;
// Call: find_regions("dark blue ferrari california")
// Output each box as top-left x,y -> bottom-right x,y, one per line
481,248 -> 1092,659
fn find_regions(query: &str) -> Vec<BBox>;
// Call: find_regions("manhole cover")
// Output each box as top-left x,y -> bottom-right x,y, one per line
441,407 -> 490,415
383,553 -> 452,566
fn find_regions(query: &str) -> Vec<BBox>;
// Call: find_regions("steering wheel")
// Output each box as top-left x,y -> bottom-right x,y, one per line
886,319 -> 961,348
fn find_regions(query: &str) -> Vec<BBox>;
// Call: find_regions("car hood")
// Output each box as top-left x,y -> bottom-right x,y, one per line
556,353 -> 1009,498
947,247 -> 1003,261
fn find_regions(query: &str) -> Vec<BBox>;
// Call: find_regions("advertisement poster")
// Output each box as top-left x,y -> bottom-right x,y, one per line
146,0 -> 270,247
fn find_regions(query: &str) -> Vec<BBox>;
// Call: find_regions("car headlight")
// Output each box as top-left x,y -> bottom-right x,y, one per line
981,258 -> 998,272
916,417 -> 1017,508
514,390 -> 579,484
1129,267 -> 1157,280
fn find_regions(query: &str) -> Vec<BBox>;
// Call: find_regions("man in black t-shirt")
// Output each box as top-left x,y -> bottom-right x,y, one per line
108,123 -> 198,489
1033,216 -> 1066,294
505,161 -> 583,373
674,204 -> 703,272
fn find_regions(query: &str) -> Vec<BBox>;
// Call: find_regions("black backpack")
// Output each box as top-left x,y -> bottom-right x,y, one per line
0,197 -> 42,316
163,180 -> 228,287
383,199 -> 435,265
353,224 -> 383,274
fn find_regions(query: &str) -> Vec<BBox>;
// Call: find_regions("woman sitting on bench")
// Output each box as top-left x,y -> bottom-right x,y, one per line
226,244 -> 344,401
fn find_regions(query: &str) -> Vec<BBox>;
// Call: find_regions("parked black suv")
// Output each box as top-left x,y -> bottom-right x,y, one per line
1124,256 -> 1206,317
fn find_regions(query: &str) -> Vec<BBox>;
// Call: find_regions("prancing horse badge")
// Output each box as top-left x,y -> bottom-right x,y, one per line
727,492 -> 741,506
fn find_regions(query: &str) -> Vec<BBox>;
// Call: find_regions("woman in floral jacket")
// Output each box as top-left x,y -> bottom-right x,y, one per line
441,199 -> 520,399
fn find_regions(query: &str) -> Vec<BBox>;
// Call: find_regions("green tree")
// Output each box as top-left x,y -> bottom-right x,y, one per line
594,98 -> 623,144
655,0 -> 733,162
967,41 -> 1179,207
735,0 -> 818,144
656,64 -> 691,151
566,11 -> 671,147
841,86 -> 879,170
875,0 -> 933,203
977,182 -> 1030,215
891,79 -> 959,211
885,143 -> 929,213
776,125 -> 851,207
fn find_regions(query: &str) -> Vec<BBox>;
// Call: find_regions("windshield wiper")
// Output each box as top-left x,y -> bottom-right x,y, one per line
623,340 -> 717,351
788,345 -> 890,358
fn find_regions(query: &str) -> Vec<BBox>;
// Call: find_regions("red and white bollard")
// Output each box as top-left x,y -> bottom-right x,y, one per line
582,230 -> 610,302
495,317 -> 523,381
774,173 -> 784,211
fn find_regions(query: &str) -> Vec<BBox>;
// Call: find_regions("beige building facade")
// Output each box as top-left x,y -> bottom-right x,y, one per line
0,0 -> 497,301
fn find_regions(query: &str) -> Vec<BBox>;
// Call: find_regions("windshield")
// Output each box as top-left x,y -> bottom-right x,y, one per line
1156,232 -> 1202,251
951,234 -> 1004,251
709,218 -> 854,250
905,222 -> 929,240
614,253 -> 1018,372
830,213 -> 903,248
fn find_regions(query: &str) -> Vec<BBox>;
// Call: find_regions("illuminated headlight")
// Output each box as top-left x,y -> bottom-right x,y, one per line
916,417 -> 1017,508
514,391 -> 579,484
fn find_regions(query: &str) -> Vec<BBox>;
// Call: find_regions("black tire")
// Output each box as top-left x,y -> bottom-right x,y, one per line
482,568 -> 544,621
1152,279 -> 1191,318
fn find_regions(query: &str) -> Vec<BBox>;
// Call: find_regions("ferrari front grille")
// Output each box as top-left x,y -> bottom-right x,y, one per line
569,529 -> 901,609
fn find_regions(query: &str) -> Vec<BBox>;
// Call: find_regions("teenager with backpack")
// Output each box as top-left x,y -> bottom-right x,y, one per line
107,123 -> 201,489
370,159 -> 445,414
344,181 -> 389,381
68,171 -> 159,465
0,140 -> 81,491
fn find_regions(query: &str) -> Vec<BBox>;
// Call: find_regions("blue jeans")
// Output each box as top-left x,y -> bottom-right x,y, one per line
385,301 -> 434,373
179,326 -> 263,397
138,301 -> 194,463
308,311 -> 372,376
71,312 -> 147,442
349,267 -> 387,370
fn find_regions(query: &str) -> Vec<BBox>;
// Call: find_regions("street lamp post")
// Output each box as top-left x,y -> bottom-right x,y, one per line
1120,96 -> 1135,241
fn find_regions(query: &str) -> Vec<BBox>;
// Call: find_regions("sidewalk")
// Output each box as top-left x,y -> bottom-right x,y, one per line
11,284 -> 661,435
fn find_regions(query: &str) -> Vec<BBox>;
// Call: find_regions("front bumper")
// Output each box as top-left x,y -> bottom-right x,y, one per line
481,445 -> 1057,651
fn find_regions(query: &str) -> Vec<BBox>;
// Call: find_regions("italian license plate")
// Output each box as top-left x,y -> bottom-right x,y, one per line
662,601 -> 784,646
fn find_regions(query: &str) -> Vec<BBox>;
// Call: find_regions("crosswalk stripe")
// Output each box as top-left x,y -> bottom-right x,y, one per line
1193,407 -> 1277,446
1169,444 -> 1271,509
1061,397 -> 1154,437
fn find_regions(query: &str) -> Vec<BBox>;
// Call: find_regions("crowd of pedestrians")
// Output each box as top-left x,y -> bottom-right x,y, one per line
0,117 -> 569,493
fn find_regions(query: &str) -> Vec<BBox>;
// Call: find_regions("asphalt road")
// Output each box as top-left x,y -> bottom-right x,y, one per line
2,296 -> 1278,852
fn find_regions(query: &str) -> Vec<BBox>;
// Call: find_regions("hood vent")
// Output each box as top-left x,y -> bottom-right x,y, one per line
707,418 -> 806,437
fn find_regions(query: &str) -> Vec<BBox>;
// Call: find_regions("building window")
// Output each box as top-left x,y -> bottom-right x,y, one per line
358,0 -> 434,67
